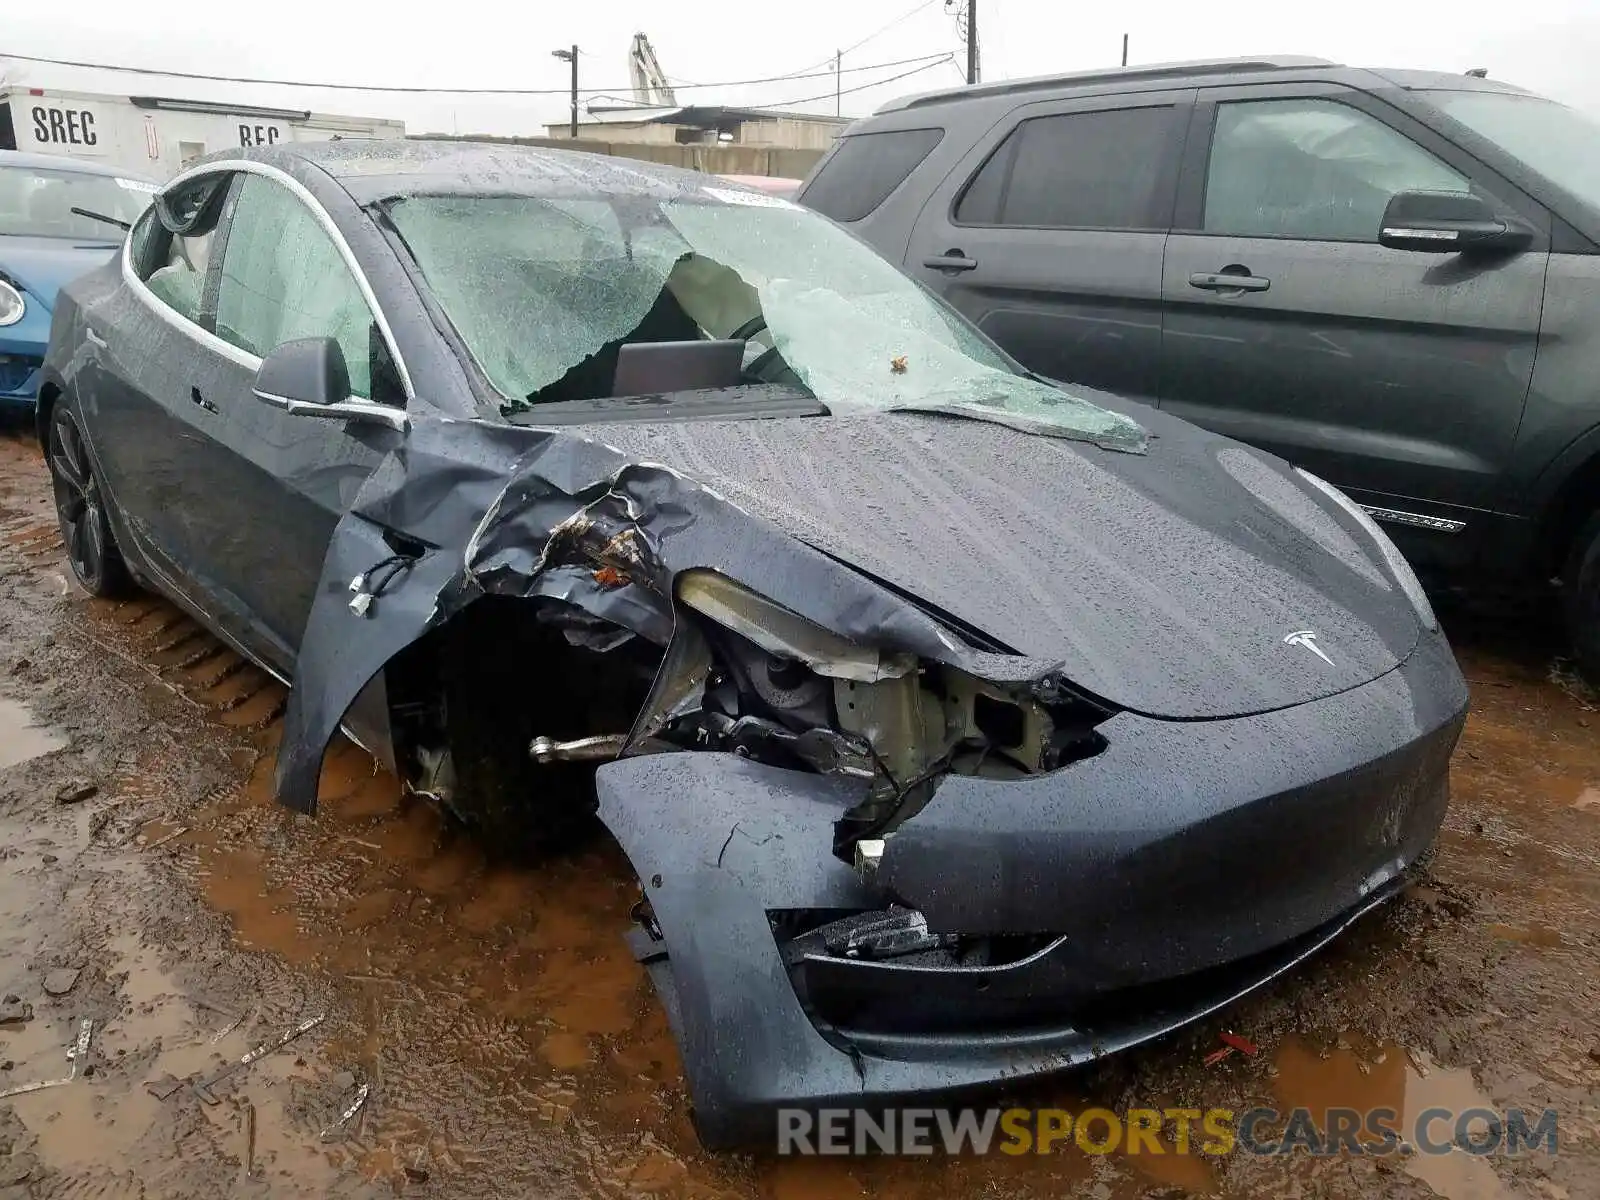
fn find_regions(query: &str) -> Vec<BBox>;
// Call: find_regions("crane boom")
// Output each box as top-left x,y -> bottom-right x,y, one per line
628,33 -> 676,106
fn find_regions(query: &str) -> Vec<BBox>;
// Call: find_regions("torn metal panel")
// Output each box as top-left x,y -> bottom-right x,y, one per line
274,413 -> 1058,813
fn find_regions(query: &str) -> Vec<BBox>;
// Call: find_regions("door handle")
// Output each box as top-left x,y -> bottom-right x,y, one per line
923,250 -> 978,273
84,328 -> 107,348
190,386 -> 218,414
1188,270 -> 1270,293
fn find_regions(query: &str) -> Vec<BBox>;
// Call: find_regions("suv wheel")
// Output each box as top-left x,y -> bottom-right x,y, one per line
47,399 -> 132,598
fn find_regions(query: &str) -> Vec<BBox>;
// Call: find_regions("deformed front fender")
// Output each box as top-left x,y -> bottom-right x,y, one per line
274,413 -> 1056,814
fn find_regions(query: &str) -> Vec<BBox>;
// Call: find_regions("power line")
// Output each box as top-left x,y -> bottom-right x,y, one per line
754,55 -> 954,111
785,0 -> 946,79
0,49 -> 951,97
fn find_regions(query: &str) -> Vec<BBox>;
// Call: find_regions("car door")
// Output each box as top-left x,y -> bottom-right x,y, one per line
82,170 -> 234,593
1160,83 -> 1549,547
186,168 -> 407,672
901,90 -> 1191,402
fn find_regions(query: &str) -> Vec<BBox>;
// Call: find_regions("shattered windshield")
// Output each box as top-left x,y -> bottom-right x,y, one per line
382,185 -> 1145,451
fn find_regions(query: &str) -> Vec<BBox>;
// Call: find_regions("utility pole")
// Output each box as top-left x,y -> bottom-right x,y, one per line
835,50 -> 842,116
551,45 -> 579,138
1121,33 -> 1129,66
966,0 -> 980,84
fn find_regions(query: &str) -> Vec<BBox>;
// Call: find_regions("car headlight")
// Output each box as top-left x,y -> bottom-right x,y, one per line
1296,469 -> 1438,631
0,280 -> 24,327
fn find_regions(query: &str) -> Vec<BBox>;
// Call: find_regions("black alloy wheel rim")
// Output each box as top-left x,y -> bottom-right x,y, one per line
49,407 -> 105,585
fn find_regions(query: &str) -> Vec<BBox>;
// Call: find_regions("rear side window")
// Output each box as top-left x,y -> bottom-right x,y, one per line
802,128 -> 943,221
956,106 -> 1175,229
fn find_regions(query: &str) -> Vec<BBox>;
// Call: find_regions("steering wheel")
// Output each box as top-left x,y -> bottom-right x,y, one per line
727,314 -> 768,343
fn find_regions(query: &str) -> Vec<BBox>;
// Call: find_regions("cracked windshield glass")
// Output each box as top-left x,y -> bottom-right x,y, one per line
383,187 -> 1147,451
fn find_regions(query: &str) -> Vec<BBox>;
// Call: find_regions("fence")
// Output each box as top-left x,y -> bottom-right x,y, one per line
411,133 -> 823,180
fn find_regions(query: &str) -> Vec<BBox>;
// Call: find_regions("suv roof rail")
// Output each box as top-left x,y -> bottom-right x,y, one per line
876,55 -> 1341,113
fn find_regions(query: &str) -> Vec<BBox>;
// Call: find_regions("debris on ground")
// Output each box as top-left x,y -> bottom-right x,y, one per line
1205,1031 -> 1260,1065
143,825 -> 188,849
1220,1031 -> 1259,1056
192,1014 -> 325,1105
319,1081 -> 371,1142
53,779 -> 97,805
144,1074 -> 185,1101
0,1019 -> 93,1099
41,968 -> 80,997
0,998 -> 32,1026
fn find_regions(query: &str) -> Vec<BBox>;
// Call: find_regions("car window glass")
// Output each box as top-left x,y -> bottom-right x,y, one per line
144,227 -> 213,323
956,107 -> 1174,229
214,174 -> 376,398
802,128 -> 943,222
1203,98 -> 1469,241
136,173 -> 228,326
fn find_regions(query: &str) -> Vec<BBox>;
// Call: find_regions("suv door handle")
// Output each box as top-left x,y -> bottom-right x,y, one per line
1189,270 -> 1270,294
923,250 -> 978,273
190,386 -> 218,414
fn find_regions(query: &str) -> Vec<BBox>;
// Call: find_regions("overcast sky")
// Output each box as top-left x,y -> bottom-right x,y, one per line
6,0 -> 1600,136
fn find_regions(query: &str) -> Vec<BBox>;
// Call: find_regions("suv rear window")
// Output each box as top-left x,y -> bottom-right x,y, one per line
956,106 -> 1175,229
802,128 -> 943,221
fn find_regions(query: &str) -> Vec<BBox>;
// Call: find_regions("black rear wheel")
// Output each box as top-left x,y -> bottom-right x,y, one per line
47,400 -> 132,598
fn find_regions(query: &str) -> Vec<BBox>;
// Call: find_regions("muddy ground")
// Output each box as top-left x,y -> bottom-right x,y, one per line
0,424 -> 1595,1200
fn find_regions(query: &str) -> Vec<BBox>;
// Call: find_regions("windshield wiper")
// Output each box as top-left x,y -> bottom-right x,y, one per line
69,206 -> 130,232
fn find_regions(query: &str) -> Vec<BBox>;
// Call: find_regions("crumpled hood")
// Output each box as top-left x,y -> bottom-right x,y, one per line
590,409 -> 1421,720
0,234 -> 121,309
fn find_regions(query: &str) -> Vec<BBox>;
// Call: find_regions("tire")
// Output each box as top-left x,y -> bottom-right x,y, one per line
46,398 -> 133,599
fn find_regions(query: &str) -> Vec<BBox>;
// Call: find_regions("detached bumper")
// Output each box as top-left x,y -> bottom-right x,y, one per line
596,632 -> 1467,1148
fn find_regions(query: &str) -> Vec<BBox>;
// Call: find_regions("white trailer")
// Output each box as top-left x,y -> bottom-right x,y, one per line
0,86 -> 405,180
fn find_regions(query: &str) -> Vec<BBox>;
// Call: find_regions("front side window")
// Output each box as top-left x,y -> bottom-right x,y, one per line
133,173 -> 229,326
1203,98 -> 1469,241
955,107 -> 1175,229
0,164 -> 153,240
214,174 -> 377,398
802,128 -> 943,222
381,187 -> 1146,452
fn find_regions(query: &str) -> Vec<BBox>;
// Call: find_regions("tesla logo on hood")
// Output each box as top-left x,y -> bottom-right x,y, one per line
1284,629 -> 1334,666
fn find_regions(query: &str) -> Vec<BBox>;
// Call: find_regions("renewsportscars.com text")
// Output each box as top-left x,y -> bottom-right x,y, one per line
776,1105 -> 1560,1157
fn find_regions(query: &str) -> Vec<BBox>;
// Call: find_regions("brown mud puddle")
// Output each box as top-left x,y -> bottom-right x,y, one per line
1272,1033 -> 1508,1200
0,695 -> 66,771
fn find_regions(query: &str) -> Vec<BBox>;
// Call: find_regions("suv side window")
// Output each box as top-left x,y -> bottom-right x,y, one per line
803,128 -> 943,221
956,106 -> 1176,229
134,173 -> 231,327
1203,98 -> 1469,242
214,174 -> 378,399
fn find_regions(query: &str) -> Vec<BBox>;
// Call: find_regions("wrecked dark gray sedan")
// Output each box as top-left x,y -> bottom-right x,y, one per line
37,141 -> 1468,1146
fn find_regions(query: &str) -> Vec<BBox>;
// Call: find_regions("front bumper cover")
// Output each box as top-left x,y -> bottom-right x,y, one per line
596,632 -> 1467,1148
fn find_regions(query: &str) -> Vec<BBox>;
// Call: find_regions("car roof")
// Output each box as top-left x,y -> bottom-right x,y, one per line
867,55 -> 1537,119
0,149 -> 155,180
214,138 -> 729,201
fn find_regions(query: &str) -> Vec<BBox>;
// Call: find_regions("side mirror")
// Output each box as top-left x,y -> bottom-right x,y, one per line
1379,190 -> 1533,254
252,337 -> 350,408
252,337 -> 407,433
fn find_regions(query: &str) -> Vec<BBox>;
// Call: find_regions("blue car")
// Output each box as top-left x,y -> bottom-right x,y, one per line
0,150 -> 156,409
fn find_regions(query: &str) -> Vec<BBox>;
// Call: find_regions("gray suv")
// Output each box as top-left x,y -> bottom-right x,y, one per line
799,55 -> 1600,669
